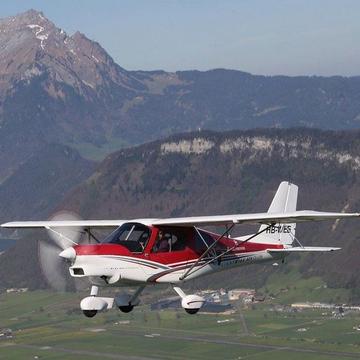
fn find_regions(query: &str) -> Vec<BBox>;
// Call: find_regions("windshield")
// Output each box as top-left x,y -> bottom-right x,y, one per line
103,223 -> 151,253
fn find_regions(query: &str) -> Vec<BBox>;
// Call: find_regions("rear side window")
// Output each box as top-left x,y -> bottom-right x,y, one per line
195,230 -> 216,251
195,229 -> 227,253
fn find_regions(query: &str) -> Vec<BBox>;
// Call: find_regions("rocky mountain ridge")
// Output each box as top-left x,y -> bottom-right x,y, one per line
1,9 -> 360,181
0,9 -> 143,96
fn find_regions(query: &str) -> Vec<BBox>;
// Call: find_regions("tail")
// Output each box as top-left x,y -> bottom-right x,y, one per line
236,181 -> 341,252
251,181 -> 298,245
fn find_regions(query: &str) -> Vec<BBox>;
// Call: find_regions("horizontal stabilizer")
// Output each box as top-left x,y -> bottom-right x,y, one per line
268,246 -> 341,253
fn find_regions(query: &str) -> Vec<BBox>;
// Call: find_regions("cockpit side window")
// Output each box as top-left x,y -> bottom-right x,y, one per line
103,223 -> 150,253
152,228 -> 187,253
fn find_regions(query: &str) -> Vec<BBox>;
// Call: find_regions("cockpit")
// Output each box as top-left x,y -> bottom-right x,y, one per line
102,222 -> 219,255
103,223 -> 150,253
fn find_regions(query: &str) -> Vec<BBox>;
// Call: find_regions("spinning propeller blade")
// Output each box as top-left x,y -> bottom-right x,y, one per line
38,239 -> 69,292
45,211 -> 83,248
38,211 -> 87,292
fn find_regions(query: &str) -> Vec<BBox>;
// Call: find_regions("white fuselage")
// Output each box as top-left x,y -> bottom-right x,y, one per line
69,249 -> 284,287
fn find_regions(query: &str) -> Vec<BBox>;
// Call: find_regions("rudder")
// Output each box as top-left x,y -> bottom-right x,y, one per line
254,181 -> 298,245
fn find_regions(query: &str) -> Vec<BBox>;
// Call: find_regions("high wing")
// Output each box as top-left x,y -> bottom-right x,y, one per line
152,210 -> 360,227
1,210 -> 359,229
1,220 -> 128,229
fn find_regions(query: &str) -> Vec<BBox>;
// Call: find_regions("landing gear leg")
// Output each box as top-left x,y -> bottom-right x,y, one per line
82,286 -> 99,317
90,285 -> 99,296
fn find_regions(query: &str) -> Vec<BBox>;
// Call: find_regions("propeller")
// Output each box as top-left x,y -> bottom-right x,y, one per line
45,211 -> 83,248
38,211 -> 88,292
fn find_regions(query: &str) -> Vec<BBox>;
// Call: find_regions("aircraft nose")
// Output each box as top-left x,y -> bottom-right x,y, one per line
59,247 -> 76,261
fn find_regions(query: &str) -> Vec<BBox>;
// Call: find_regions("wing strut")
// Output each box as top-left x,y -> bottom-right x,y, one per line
45,226 -> 79,246
289,229 -> 304,248
180,223 -> 273,281
179,223 -> 236,280
84,228 -> 101,243
194,227 -> 212,250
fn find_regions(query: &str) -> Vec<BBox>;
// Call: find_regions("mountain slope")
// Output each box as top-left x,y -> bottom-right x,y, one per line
0,9 -> 143,179
0,143 -> 95,290
51,128 -> 360,298
1,128 -> 360,296
0,143 -> 95,223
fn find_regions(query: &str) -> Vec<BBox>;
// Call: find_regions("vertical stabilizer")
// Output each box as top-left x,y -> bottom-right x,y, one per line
250,182 -> 298,245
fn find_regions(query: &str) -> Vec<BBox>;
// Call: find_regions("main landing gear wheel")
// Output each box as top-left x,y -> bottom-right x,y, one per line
83,310 -> 97,318
185,308 -> 199,315
118,305 -> 134,313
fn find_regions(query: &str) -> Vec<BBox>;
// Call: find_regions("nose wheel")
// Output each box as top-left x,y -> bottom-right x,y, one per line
118,305 -> 134,313
115,285 -> 145,313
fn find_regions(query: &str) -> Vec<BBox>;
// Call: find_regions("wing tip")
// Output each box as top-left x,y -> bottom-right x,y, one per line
1,222 -> 11,228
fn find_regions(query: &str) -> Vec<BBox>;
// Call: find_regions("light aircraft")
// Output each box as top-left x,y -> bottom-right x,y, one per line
1,182 -> 359,317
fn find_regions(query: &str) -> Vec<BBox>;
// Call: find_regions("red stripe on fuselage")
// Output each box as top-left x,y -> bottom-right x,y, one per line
74,241 -> 283,265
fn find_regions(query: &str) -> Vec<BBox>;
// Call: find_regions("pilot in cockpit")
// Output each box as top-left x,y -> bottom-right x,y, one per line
156,231 -> 168,252
153,231 -> 181,253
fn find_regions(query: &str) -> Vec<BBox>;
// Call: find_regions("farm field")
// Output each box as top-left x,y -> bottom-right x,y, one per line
0,290 -> 360,359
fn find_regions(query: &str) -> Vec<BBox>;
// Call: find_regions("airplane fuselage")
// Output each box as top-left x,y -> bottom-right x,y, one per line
69,223 -> 285,286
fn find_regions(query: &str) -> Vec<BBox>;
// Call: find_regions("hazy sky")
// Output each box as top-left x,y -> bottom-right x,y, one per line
1,1 -> 359,76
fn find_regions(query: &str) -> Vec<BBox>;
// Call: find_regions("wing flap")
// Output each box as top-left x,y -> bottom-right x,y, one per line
152,210 -> 360,227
